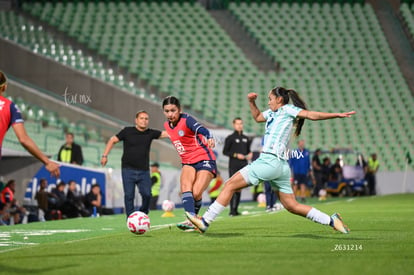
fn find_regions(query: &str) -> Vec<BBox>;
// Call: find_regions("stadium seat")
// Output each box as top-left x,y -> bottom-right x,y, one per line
227,1 -> 413,171
3,2 -> 413,171
1,94 -> 125,168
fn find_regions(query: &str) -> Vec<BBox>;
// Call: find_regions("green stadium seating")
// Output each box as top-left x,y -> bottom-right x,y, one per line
227,1 -> 413,171
3,1 -> 413,171
400,3 -> 414,42
21,1 -> 267,129
3,95 -> 124,168
0,10 -> 153,101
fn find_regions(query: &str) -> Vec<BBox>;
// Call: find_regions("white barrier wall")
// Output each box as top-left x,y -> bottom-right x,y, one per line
103,168 -> 414,210
377,171 -> 414,194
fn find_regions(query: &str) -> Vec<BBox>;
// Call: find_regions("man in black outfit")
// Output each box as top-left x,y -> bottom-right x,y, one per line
223,117 -> 252,216
312,149 -> 324,197
57,132 -> 84,165
101,111 -> 168,216
84,184 -> 102,216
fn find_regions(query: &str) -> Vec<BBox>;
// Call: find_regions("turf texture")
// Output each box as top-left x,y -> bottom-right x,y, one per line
0,194 -> 413,275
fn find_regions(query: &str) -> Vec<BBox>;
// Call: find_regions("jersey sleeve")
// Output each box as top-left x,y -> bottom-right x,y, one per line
262,109 -> 271,120
151,129 -> 162,139
222,135 -> 232,157
285,104 -> 303,117
116,128 -> 127,141
185,115 -> 213,139
10,102 -> 24,125
3,191 -> 12,203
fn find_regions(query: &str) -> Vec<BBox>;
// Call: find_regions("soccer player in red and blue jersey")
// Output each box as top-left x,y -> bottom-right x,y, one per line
0,71 -> 60,177
163,96 -> 216,231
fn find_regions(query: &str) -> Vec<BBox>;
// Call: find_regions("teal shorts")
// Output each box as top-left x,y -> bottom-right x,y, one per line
239,153 -> 293,194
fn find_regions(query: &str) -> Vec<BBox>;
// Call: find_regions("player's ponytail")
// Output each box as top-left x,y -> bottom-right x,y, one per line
287,89 -> 307,137
271,87 -> 307,137
162,96 -> 181,109
0,71 -> 7,88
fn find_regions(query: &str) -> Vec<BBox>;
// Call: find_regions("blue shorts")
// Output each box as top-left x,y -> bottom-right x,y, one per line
183,160 -> 217,177
239,153 -> 293,194
294,174 -> 308,185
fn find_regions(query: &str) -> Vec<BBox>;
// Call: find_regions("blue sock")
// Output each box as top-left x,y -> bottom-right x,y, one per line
194,199 -> 202,214
182,192 -> 195,214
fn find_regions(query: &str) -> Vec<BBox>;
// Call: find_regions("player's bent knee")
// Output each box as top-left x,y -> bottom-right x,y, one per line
225,180 -> 240,191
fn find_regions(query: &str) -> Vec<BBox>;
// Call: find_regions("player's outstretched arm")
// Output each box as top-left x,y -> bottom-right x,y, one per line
247,93 -> 266,122
160,131 -> 169,139
297,110 -> 356,121
101,136 -> 119,166
185,115 -> 214,148
12,123 -> 60,178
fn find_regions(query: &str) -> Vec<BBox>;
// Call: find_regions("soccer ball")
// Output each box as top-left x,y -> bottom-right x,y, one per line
257,193 -> 266,204
127,211 -> 150,235
274,202 -> 283,210
162,200 -> 175,212
318,189 -> 327,201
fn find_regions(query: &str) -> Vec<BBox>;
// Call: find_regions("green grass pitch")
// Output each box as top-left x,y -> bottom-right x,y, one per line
1,194 -> 413,275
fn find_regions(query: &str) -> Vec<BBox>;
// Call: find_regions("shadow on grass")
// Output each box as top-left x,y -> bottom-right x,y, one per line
203,232 -> 245,238
0,263 -> 78,274
258,233 -> 373,241
289,234 -> 373,240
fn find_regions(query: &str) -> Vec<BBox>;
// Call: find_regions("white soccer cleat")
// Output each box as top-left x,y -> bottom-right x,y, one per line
185,212 -> 209,233
331,213 -> 350,234
176,220 -> 196,232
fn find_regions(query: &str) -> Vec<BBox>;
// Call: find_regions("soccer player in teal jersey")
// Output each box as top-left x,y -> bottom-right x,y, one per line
187,87 -> 355,234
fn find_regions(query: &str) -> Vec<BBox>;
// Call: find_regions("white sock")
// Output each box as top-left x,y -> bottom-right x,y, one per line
306,207 -> 331,225
203,201 -> 226,224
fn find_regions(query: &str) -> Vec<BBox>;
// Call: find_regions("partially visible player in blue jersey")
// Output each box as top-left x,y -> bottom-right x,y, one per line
0,71 -> 60,177
289,139 -> 311,203
187,87 -> 355,234
163,96 -> 216,231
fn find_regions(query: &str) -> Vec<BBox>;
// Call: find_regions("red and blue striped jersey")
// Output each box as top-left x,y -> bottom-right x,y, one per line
0,96 -> 24,153
164,113 -> 216,164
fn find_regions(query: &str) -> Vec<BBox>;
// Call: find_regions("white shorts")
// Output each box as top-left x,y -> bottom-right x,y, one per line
239,153 -> 293,194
